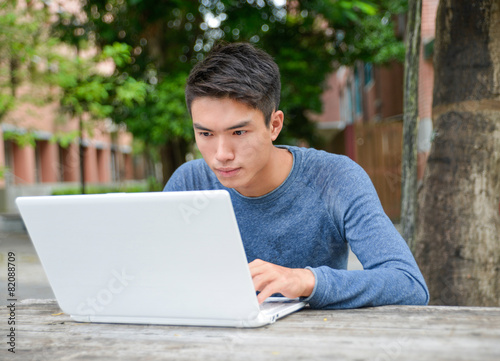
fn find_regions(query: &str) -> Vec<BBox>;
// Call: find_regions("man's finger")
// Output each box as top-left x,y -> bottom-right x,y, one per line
256,285 -> 276,304
251,273 -> 269,293
248,259 -> 268,275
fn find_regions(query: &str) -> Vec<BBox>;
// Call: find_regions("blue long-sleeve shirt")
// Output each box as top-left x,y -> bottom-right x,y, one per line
164,145 -> 429,309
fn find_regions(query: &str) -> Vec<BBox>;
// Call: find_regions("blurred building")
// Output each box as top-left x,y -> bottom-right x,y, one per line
0,1 -> 151,216
312,0 -> 439,220
0,94 -> 150,214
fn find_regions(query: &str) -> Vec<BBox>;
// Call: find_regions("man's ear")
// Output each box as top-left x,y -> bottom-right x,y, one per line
270,110 -> 284,141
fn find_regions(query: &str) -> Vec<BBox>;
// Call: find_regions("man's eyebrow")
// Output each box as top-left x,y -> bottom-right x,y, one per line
193,123 -> 212,131
225,120 -> 252,131
193,120 -> 252,132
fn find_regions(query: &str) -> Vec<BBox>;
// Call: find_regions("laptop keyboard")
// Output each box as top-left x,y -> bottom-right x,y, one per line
259,298 -> 301,315
259,302 -> 281,312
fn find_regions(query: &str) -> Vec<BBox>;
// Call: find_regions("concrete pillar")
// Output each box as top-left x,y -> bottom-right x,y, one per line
61,143 -> 80,182
124,153 -> 134,180
84,145 -> 98,183
97,147 -> 111,183
39,141 -> 59,183
13,144 -> 36,184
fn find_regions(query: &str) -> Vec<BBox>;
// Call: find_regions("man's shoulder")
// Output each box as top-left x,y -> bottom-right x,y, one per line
286,146 -> 371,197
289,146 -> 360,175
165,158 -> 219,191
175,158 -> 209,173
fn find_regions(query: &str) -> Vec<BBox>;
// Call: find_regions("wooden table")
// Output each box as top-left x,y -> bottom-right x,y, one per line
10,299 -> 500,360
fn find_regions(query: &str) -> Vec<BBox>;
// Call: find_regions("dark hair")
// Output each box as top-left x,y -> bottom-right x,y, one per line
185,42 -> 281,127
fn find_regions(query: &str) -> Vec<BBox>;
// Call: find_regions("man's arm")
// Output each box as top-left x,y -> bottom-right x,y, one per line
248,158 -> 429,309
249,252 -> 428,308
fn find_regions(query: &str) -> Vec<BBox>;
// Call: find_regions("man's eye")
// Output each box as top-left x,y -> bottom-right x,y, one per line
234,130 -> 247,136
199,132 -> 212,137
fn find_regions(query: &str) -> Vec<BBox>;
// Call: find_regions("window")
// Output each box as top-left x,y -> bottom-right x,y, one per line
354,66 -> 363,117
364,63 -> 373,86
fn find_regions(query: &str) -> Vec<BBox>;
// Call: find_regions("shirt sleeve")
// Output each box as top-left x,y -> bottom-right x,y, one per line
302,160 -> 429,309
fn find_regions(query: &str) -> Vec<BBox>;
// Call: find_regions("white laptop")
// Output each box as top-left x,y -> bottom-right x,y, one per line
16,190 -> 306,327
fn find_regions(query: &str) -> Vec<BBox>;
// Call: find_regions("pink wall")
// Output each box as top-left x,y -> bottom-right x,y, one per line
319,73 -> 342,122
417,0 -> 439,182
419,0 -> 439,119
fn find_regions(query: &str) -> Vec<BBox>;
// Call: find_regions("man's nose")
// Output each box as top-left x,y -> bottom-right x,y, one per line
215,137 -> 235,163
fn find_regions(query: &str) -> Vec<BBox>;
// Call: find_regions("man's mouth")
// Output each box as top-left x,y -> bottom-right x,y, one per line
215,167 -> 241,178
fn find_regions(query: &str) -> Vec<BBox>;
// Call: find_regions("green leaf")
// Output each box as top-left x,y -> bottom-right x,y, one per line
115,77 -> 148,107
353,1 -> 378,16
101,42 -> 133,68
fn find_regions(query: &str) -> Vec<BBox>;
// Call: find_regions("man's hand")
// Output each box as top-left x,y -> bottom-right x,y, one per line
249,259 -> 315,304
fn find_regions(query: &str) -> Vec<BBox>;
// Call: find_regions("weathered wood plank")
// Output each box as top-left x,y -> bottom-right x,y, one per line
9,300 -> 500,361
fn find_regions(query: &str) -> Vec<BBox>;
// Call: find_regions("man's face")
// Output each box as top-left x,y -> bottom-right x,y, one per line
191,97 -> 282,197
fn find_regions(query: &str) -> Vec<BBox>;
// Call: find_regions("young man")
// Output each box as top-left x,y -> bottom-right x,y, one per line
164,42 -> 429,309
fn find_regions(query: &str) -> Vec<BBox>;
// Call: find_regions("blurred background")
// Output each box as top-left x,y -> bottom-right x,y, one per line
0,0 -> 437,225
1,0 -> 499,307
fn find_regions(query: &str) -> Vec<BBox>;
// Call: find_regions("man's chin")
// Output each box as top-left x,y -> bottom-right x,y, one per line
216,177 -> 239,189
212,168 -> 243,187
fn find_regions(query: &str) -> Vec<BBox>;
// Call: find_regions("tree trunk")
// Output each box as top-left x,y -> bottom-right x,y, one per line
401,0 -> 422,251
415,0 -> 500,306
79,116 -> 86,194
161,138 -> 188,185
9,56 -> 19,97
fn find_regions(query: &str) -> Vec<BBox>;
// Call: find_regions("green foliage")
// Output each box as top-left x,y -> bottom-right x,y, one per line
57,48 -> 148,121
0,95 -> 14,120
3,128 -> 80,150
3,130 -> 36,148
0,0 -> 63,120
146,176 -> 163,192
210,0 -> 405,143
47,3 -> 149,127
116,77 -> 148,108
333,0 -> 408,64
51,180 -> 160,196
49,131 -> 80,149
51,0 -> 407,161
101,42 -> 133,68
125,73 -> 192,145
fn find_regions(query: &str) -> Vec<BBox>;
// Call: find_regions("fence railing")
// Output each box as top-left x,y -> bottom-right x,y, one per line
355,121 -> 403,220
